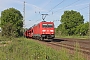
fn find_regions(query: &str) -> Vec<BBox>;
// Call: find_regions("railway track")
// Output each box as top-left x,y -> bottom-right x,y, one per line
37,38 -> 90,55
34,38 -> 90,60
35,38 -> 90,53
48,42 -> 90,55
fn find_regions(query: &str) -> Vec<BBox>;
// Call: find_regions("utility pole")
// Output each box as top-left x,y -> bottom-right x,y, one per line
23,1 -> 25,36
41,14 -> 48,20
89,3 -> 90,40
0,18 -> 1,33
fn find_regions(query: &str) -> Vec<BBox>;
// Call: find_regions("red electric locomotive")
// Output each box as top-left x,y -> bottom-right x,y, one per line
24,21 -> 55,40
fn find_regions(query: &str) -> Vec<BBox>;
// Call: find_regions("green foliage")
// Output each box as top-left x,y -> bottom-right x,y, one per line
73,42 -> 86,60
57,10 -> 86,36
0,17 -> 1,27
75,22 -> 89,36
0,38 -> 86,60
1,41 -> 6,44
59,48 -> 70,60
1,8 -> 23,37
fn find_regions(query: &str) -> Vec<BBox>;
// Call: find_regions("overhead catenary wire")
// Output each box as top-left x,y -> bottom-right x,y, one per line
45,0 -> 81,18
33,0 -> 52,22
48,0 -> 65,13
49,0 -> 89,16
34,0 -> 52,14
33,0 -> 52,14
24,0 -> 65,23
34,0 -> 53,14
78,5 -> 89,11
24,2 -> 43,24
45,0 -> 89,26
53,0 -> 80,13
23,0 -> 89,28
43,0 -> 53,8
35,0 -> 87,22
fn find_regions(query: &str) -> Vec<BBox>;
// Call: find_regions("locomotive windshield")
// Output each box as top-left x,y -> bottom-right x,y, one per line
42,24 -> 53,28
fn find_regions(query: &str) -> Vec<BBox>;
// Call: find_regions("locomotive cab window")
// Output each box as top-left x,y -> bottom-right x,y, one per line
42,24 -> 53,28
48,24 -> 53,28
42,24 -> 47,28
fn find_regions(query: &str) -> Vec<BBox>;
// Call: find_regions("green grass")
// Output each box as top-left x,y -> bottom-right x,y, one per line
0,37 -> 87,60
1,41 -> 7,44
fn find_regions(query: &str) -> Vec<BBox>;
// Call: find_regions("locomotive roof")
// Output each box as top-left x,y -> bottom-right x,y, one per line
40,21 -> 53,23
42,21 -> 46,22
29,27 -> 32,29
32,21 -> 54,27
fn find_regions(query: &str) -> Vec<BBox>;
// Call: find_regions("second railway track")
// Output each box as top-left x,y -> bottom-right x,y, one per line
48,42 -> 90,55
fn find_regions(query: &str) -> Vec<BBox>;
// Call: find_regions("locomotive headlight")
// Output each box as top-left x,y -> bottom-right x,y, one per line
42,30 -> 46,32
50,30 -> 54,32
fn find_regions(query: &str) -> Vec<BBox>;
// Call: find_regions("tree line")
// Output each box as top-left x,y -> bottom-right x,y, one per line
56,10 -> 89,36
0,8 -> 23,37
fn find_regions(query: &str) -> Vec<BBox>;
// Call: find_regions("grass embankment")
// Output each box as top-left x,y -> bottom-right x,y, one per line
56,35 -> 89,39
0,37 -> 86,60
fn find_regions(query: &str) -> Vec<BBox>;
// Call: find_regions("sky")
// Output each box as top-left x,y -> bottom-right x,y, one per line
0,0 -> 90,28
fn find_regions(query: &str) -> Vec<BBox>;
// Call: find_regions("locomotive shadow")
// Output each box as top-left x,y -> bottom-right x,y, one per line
41,39 -> 52,42
52,38 -> 67,42
42,38 -> 67,42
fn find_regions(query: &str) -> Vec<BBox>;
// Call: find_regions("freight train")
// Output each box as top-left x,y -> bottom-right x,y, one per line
24,21 -> 55,40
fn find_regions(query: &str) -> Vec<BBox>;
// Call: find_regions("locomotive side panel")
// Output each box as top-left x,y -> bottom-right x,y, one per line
32,24 -> 41,39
